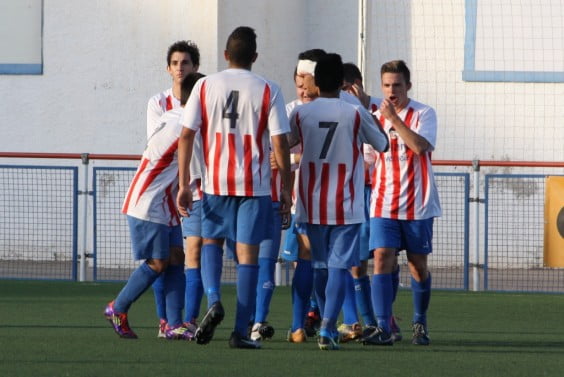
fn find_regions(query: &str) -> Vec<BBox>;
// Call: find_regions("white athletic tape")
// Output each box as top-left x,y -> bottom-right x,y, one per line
297,59 -> 316,76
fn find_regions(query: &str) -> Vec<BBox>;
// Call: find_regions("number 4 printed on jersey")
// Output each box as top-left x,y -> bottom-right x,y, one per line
223,90 -> 239,129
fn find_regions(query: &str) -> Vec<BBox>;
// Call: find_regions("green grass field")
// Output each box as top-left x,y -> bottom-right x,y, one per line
1,280 -> 564,377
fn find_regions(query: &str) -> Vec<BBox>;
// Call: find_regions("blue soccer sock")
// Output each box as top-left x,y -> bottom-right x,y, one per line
201,244 -> 223,307
291,258 -> 313,331
254,257 -> 276,323
392,265 -> 400,303
412,273 -> 432,325
322,267 -> 347,333
313,267 -> 328,318
163,264 -> 185,327
371,273 -> 393,333
234,264 -> 259,337
184,267 -> 203,323
354,275 -> 376,326
114,262 -> 160,313
342,271 -> 359,325
152,274 -> 167,320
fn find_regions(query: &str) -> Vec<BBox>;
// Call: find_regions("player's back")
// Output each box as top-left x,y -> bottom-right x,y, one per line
292,97 -> 366,225
185,68 -> 289,197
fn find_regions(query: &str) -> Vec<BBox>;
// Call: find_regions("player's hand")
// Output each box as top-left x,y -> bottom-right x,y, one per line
379,98 -> 398,121
270,152 -> 278,170
176,187 -> 193,217
279,189 -> 292,230
347,83 -> 370,109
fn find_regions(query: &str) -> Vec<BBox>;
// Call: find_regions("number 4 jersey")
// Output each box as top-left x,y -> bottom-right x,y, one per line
180,68 -> 290,197
289,97 -> 388,225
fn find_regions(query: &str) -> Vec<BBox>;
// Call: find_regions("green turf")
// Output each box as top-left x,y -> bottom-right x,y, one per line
1,280 -> 564,377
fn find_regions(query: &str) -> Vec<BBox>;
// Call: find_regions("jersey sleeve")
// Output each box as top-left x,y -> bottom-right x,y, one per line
180,80 -> 204,132
416,106 -> 438,151
146,96 -> 163,140
267,85 -> 291,136
358,107 -> 389,152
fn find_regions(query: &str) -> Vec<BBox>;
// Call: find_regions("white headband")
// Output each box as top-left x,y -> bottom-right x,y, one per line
297,59 -> 317,76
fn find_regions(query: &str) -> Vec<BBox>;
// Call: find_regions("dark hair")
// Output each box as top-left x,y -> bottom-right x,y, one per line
225,26 -> 257,66
343,62 -> 363,84
298,48 -> 327,62
380,60 -> 411,84
314,53 -> 344,93
180,72 -> 205,105
167,40 -> 200,67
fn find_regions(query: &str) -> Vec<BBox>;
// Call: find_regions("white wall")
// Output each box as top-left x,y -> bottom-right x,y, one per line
0,0 -> 562,163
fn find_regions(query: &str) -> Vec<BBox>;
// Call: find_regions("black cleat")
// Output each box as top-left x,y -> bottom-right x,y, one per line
362,326 -> 393,346
229,331 -> 261,349
194,301 -> 225,345
411,322 -> 430,346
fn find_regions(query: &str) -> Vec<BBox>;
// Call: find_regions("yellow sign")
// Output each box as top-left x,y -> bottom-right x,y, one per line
544,176 -> 564,267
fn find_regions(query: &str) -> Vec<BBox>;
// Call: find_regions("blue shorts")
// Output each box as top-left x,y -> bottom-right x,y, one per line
181,200 -> 202,238
369,217 -> 434,254
359,185 -> 372,261
280,215 -> 305,262
306,223 -> 360,269
127,215 -> 183,261
201,194 -> 273,245
259,201 -> 282,260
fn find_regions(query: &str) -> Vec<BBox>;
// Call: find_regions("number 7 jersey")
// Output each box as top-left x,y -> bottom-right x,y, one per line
180,68 -> 290,197
290,97 -> 388,225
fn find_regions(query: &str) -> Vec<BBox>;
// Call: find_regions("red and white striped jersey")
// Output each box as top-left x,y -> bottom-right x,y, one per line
368,99 -> 442,220
181,68 -> 290,197
147,88 -> 180,140
123,108 -> 203,226
290,97 -> 388,225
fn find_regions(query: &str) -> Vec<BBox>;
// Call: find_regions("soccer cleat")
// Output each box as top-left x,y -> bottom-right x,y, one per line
194,301 -> 225,345
390,316 -> 403,342
361,326 -> 393,346
157,318 -> 167,338
337,322 -> 363,343
318,335 -> 340,350
411,322 -> 430,345
250,322 -> 275,341
165,324 -> 195,340
229,331 -> 261,349
287,328 -> 307,343
104,301 -> 137,339
304,309 -> 321,337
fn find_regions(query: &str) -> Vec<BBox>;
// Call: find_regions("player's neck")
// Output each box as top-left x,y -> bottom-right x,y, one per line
319,89 -> 339,98
228,62 -> 252,70
171,84 -> 182,100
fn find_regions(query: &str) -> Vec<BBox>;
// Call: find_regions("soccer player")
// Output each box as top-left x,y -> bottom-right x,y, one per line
104,72 -> 204,340
177,26 -> 292,349
146,40 -> 201,337
288,53 -> 388,350
363,60 -> 441,346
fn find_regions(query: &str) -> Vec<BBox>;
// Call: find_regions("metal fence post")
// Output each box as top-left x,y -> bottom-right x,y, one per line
79,153 -> 90,282
471,159 -> 481,291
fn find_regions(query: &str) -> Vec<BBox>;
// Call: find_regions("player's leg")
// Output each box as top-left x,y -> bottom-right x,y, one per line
362,217 -> 398,346
288,224 -> 313,342
250,201 -> 281,341
181,200 -> 203,328
404,218 -> 434,346
316,224 -> 360,351
151,275 -> 167,337
228,196 -> 272,349
105,216 -> 170,338
195,194 -> 233,345
338,270 -> 362,342
163,242 -> 193,340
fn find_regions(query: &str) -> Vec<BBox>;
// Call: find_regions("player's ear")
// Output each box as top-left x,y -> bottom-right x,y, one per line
407,82 -> 412,91
224,50 -> 229,61
251,52 -> 258,63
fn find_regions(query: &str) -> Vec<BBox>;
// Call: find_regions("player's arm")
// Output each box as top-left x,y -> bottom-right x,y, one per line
177,126 -> 196,217
379,98 -> 430,155
359,108 -> 389,152
271,133 -> 292,228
